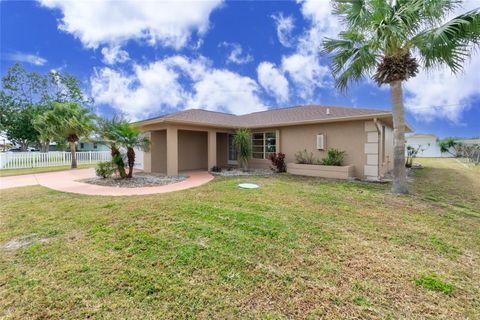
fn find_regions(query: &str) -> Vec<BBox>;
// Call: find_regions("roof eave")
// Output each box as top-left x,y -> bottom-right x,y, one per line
134,112 -> 396,130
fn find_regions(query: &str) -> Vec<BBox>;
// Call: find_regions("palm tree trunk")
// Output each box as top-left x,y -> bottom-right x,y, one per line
70,141 -> 77,169
126,147 -> 135,178
390,80 -> 408,194
111,144 -> 126,178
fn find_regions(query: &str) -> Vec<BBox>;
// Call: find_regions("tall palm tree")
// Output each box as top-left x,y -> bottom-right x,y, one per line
322,0 -> 479,194
37,102 -> 95,168
111,122 -> 150,178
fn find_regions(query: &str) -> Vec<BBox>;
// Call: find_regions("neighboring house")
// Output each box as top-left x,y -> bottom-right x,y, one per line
76,141 -> 110,152
458,138 -> 480,146
0,133 -> 13,152
135,105 -> 412,180
405,134 -> 453,158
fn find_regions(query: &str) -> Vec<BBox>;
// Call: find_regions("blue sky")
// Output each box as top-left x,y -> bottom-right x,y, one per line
1,0 -> 479,138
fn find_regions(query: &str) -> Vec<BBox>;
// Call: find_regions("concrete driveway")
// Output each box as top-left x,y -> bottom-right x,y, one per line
0,168 -> 214,196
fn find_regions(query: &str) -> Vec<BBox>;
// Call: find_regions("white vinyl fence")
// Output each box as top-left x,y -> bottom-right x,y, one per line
0,151 -> 111,170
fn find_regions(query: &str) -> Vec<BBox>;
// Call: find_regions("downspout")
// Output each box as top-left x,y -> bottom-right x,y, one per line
373,118 -> 382,179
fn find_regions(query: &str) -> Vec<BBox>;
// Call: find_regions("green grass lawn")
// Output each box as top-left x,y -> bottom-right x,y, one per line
0,164 -> 97,177
1,158 -> 479,319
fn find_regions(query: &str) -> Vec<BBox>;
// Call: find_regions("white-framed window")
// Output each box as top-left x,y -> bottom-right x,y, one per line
316,133 -> 325,150
252,131 -> 276,159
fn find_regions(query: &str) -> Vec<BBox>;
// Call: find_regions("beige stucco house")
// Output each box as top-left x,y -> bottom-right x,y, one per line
135,105 -> 409,180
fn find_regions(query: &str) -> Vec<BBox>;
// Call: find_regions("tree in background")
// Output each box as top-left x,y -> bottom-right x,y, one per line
322,1 -> 480,194
0,63 -> 92,151
439,137 -> 463,157
233,128 -> 252,171
36,102 -> 95,168
111,122 -> 150,178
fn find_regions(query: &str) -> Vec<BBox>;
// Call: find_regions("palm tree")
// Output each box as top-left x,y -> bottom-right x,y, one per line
96,116 -> 127,178
233,128 -> 252,171
111,122 -> 150,178
322,1 -> 479,194
37,102 -> 95,168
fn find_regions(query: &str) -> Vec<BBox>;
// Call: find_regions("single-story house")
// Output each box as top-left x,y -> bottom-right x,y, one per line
135,105 -> 412,180
76,141 -> 110,152
405,134 -> 453,158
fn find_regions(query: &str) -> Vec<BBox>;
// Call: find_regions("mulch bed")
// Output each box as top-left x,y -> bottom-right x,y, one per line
80,172 -> 188,188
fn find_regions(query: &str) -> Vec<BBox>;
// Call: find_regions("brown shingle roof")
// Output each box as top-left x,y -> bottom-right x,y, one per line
138,105 -> 392,128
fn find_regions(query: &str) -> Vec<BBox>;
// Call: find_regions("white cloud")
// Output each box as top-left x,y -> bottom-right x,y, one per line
257,62 -> 289,103
100,45 -> 130,65
220,42 -> 253,65
91,62 -> 188,120
404,2 -> 480,123
404,56 -> 480,123
297,0 -> 340,39
91,56 -> 266,119
4,52 -> 47,66
257,1 -> 334,102
38,0 -> 223,49
187,69 -> 266,114
271,13 -> 295,47
281,53 -> 329,99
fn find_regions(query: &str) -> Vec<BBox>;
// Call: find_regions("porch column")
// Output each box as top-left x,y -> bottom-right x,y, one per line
142,131 -> 152,173
166,126 -> 178,176
208,130 -> 217,170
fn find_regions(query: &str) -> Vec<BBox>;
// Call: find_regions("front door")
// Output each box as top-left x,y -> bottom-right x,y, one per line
228,134 -> 238,165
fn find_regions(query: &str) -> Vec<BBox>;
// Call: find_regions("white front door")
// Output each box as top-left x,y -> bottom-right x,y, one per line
228,134 -> 238,165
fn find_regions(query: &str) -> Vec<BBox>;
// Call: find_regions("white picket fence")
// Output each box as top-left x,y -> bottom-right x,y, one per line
0,151 -> 111,170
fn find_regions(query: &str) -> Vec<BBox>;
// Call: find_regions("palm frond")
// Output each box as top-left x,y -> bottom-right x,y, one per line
323,31 -> 379,91
412,9 -> 480,72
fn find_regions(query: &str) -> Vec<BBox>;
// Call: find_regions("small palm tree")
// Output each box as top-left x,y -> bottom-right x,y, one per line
233,128 -> 252,171
322,1 -> 479,194
36,102 -> 95,168
96,116 -> 127,178
111,122 -> 150,178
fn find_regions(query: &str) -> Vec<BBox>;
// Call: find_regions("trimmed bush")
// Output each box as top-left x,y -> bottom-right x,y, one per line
321,148 -> 345,166
268,152 -> 286,172
294,149 -> 315,164
211,165 -> 222,173
95,161 -> 115,179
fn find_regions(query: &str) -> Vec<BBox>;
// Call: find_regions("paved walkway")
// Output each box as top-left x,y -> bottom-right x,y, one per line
0,168 -> 214,196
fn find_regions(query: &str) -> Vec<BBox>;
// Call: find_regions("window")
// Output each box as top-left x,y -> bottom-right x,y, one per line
80,142 -> 84,149
93,143 -> 98,149
252,131 -> 276,159
316,133 -> 325,150
228,134 -> 237,164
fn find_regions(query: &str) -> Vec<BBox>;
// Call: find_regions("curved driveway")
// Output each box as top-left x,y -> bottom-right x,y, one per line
0,168 -> 214,196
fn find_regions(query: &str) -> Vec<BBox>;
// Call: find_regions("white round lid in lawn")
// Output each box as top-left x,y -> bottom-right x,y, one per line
238,183 -> 259,189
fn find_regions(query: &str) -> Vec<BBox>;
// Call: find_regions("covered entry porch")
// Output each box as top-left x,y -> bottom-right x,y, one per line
142,126 -> 236,176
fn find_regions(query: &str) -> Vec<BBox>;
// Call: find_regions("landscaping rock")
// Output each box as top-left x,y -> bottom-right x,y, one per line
211,169 -> 274,177
80,172 -> 188,188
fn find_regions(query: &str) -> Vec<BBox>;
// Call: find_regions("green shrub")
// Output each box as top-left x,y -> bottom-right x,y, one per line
95,161 -> 115,179
414,272 -> 455,295
321,148 -> 345,166
210,165 -> 222,172
294,149 -> 315,164
233,128 -> 252,171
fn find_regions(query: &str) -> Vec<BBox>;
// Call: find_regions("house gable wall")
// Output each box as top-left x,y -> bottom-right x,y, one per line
277,120 -> 368,178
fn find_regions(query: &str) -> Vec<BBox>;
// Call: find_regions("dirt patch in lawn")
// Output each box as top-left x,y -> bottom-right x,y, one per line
79,172 -> 188,188
2,234 -> 50,252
